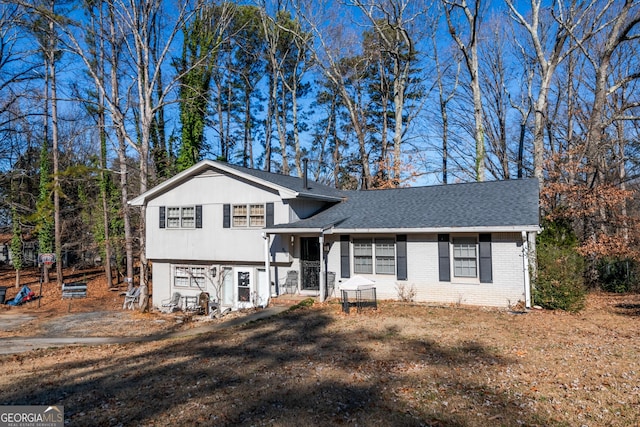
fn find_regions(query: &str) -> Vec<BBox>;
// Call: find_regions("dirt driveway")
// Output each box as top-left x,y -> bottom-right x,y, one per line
0,267 -> 289,354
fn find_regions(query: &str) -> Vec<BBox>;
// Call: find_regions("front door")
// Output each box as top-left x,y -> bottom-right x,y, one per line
300,237 -> 320,291
237,268 -> 252,304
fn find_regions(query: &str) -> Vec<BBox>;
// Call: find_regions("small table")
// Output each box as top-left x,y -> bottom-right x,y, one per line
182,296 -> 200,312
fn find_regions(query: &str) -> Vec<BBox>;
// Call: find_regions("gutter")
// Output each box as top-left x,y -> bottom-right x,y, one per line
522,231 -> 532,308
264,225 -> 541,235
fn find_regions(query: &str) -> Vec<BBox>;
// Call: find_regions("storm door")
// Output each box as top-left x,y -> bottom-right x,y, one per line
300,237 -> 320,291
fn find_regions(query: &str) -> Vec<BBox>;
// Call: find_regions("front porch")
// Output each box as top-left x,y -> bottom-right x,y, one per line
268,293 -> 323,307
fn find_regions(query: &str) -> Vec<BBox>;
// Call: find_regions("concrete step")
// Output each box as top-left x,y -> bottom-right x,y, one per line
269,294 -> 318,306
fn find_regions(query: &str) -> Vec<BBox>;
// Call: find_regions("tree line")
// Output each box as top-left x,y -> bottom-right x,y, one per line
0,0 -> 639,305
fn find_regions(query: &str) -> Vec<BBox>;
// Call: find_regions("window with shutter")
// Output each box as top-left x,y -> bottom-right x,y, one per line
438,234 -> 450,282
340,235 -> 350,278
479,234 -> 492,283
396,235 -> 407,280
223,204 -> 230,228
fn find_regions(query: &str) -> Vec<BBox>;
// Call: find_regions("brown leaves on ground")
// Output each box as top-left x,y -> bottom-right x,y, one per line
0,267 -> 639,426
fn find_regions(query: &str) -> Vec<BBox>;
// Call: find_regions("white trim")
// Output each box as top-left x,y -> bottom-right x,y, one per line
265,225 -> 540,235
129,160 -> 342,206
522,231 -> 532,308
327,226 -> 540,234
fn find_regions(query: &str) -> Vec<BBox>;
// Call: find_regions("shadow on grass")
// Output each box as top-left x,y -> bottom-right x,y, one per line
0,306 -> 552,426
614,303 -> 640,316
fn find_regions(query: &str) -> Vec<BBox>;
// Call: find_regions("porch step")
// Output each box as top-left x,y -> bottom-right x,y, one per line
269,294 -> 319,307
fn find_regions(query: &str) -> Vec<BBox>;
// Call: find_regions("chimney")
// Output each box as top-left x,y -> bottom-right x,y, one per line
303,158 -> 309,190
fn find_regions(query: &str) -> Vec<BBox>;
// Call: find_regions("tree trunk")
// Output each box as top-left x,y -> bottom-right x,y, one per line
49,17 -> 63,286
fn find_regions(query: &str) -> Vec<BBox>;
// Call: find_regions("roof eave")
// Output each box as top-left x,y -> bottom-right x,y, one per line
264,227 -> 325,234
264,224 -> 541,235
325,225 -> 541,234
289,192 -> 344,202
128,159 -> 327,206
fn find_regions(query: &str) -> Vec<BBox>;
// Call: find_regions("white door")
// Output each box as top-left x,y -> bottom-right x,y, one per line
257,269 -> 269,308
222,268 -> 234,307
236,268 -> 253,309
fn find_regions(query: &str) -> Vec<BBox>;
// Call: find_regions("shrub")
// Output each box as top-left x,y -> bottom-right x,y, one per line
533,220 -> 586,312
598,258 -> 639,293
396,283 -> 416,302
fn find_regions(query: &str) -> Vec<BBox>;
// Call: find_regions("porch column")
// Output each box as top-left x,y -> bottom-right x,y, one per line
522,231 -> 531,308
263,232 -> 272,298
319,233 -> 326,302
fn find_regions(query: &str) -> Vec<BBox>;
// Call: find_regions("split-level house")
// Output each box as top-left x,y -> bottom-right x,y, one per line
129,160 -> 540,311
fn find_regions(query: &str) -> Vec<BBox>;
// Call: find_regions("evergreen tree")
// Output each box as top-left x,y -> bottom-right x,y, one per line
176,3 -> 230,172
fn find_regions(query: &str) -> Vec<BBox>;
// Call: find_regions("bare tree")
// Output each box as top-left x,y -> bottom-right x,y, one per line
430,28 -> 460,184
480,17 -> 512,180
442,0 -> 485,181
507,40 -> 534,179
505,0 -> 599,183
296,0 -> 375,188
39,0 -> 205,309
349,0 -> 427,185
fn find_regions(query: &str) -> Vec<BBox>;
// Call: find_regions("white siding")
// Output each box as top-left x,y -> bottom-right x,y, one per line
146,170 -> 288,263
326,233 -> 527,308
151,261 -> 269,311
151,262 -> 171,309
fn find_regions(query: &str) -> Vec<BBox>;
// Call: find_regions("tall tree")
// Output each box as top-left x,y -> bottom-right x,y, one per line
506,0 -> 595,183
55,0 -> 204,310
431,31 -> 460,184
176,2 -> 232,172
297,0 -> 375,188
10,206 -> 22,288
352,0 -> 424,186
480,17 -> 512,180
443,0 -> 485,181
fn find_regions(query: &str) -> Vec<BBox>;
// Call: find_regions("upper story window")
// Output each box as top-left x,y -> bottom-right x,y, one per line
181,207 -> 195,228
233,204 -> 265,228
161,205 -> 201,229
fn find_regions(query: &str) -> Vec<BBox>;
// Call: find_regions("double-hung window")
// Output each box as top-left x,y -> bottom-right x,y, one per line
249,204 -> 265,227
353,239 -> 373,274
163,205 -> 200,229
180,207 -> 195,228
232,205 -> 248,227
166,207 -> 181,228
375,239 -> 396,274
353,238 -> 396,275
232,204 -> 265,228
453,237 -> 477,278
174,266 -> 206,289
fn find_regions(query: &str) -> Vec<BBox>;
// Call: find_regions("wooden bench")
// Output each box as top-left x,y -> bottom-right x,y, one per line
62,282 -> 87,299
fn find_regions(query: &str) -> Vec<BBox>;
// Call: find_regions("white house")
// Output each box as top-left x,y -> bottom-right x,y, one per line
129,160 -> 540,311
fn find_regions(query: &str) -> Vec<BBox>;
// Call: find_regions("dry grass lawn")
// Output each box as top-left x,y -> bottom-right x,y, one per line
0,273 -> 639,427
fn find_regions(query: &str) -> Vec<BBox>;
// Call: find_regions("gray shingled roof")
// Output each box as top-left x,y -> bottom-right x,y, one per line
222,162 -> 345,200
268,178 -> 540,231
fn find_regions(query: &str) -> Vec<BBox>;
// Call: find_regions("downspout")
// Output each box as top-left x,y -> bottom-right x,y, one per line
522,231 -> 531,308
262,232 -> 272,300
319,233 -> 325,302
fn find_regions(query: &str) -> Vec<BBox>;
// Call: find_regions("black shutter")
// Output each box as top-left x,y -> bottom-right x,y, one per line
195,205 -> 202,228
396,235 -> 407,280
223,204 -> 230,228
438,234 -> 450,282
159,206 -> 166,228
479,234 -> 493,283
266,202 -> 274,227
340,235 -> 350,278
